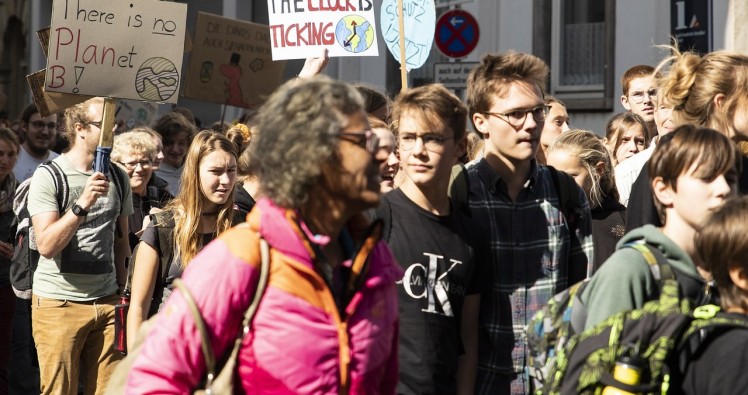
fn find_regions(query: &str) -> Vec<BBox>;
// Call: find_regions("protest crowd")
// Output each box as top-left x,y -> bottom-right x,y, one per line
4,15 -> 748,395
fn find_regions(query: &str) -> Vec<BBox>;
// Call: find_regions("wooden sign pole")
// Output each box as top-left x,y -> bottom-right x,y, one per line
94,97 -> 117,174
398,0 -> 408,91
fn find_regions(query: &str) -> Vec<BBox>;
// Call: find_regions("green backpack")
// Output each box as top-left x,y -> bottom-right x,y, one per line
541,276 -> 748,395
526,242 -> 671,393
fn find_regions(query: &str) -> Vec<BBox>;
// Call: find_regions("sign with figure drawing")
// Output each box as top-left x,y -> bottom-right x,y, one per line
266,0 -> 379,60
45,0 -> 187,103
182,12 -> 286,109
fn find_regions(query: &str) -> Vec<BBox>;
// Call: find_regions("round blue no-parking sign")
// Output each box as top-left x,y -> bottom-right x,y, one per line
435,9 -> 480,58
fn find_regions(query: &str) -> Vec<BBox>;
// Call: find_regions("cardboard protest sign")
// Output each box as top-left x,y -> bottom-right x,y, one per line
45,0 -> 187,103
27,69 -> 93,117
117,99 -> 158,130
381,0 -> 435,71
182,12 -> 285,109
266,0 -> 379,60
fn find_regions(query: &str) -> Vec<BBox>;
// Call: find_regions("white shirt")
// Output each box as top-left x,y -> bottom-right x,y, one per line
614,138 -> 657,206
155,162 -> 183,197
13,146 -> 59,182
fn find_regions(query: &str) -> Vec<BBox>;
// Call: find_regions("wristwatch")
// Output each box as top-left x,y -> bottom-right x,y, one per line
72,204 -> 89,217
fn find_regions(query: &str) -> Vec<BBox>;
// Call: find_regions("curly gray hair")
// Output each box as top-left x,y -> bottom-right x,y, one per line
250,75 -> 364,208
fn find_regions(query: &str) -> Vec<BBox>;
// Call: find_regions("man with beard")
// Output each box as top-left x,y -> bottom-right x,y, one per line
14,103 -> 59,182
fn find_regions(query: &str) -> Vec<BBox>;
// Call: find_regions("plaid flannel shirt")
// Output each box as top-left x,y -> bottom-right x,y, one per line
468,159 -> 594,394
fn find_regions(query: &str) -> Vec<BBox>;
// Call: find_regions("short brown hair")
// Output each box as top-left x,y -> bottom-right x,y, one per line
696,196 -> 748,312
466,51 -> 549,118
355,84 -> 390,116
621,65 -> 655,96
151,112 -> 198,145
391,84 -> 467,141
63,97 -> 104,146
648,125 -> 740,222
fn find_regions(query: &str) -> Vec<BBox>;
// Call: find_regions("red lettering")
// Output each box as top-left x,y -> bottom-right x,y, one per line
269,25 -> 286,48
307,0 -> 318,11
285,24 -> 296,47
75,29 -> 82,62
47,65 -> 66,88
82,44 -> 98,64
296,23 -> 309,46
54,27 -> 74,61
322,22 -> 334,45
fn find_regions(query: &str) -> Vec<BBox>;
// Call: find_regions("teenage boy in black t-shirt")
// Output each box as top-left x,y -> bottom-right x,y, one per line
378,84 -> 489,395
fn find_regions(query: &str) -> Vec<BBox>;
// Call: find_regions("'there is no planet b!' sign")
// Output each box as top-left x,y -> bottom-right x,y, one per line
266,0 -> 379,60
45,0 -> 187,103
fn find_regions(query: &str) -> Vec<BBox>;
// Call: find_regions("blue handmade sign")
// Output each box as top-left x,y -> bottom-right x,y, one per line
380,0 -> 435,71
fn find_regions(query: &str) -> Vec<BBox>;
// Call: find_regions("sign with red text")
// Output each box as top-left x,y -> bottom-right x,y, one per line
45,0 -> 187,103
182,12 -> 286,109
266,0 -> 379,60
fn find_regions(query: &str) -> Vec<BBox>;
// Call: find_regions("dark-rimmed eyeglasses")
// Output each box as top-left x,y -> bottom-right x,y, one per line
118,160 -> 153,170
628,89 -> 657,104
483,105 -> 551,129
398,133 -> 454,152
30,121 -> 57,129
337,130 -> 379,153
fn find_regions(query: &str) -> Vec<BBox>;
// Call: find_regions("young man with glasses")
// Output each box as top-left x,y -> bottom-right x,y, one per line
14,103 -> 60,182
620,65 -> 658,140
465,51 -> 594,395
376,84 -> 488,395
8,103 -> 60,395
28,97 -> 133,394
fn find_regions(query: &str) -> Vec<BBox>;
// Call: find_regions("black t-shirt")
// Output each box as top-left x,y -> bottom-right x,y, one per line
378,188 -> 490,395
678,313 -> 748,395
141,221 -> 215,314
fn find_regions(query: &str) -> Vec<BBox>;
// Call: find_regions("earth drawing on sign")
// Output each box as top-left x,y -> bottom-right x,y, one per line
336,15 -> 375,53
135,57 -> 179,102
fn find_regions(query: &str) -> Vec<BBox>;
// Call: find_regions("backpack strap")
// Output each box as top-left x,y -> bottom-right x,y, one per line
448,163 -> 470,216
547,165 -> 581,233
108,161 -> 126,202
623,241 -> 676,284
39,160 -> 68,212
150,210 -> 176,280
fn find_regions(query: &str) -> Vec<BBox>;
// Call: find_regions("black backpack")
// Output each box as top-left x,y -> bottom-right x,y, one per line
10,161 -> 126,298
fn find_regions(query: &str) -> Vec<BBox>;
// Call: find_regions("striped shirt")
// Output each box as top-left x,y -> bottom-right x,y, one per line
467,158 -> 594,394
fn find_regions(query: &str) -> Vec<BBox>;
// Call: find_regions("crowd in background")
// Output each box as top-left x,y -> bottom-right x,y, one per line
0,43 -> 748,395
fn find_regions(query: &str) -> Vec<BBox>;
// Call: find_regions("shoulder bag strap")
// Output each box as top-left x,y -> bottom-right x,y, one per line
171,234 -> 271,390
205,236 -> 271,391
172,277 -> 215,376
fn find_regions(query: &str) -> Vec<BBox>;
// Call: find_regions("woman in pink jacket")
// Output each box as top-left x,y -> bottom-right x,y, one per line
126,76 -> 402,394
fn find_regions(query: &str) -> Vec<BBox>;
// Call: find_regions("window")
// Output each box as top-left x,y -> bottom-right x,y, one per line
546,0 -> 615,110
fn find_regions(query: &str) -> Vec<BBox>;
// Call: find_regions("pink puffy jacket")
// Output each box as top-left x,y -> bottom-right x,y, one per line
126,198 -> 402,394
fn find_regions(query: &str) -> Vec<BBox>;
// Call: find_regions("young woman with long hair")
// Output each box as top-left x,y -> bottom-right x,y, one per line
126,131 -> 240,347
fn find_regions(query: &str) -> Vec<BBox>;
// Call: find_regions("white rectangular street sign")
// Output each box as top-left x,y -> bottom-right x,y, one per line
434,62 -> 478,89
